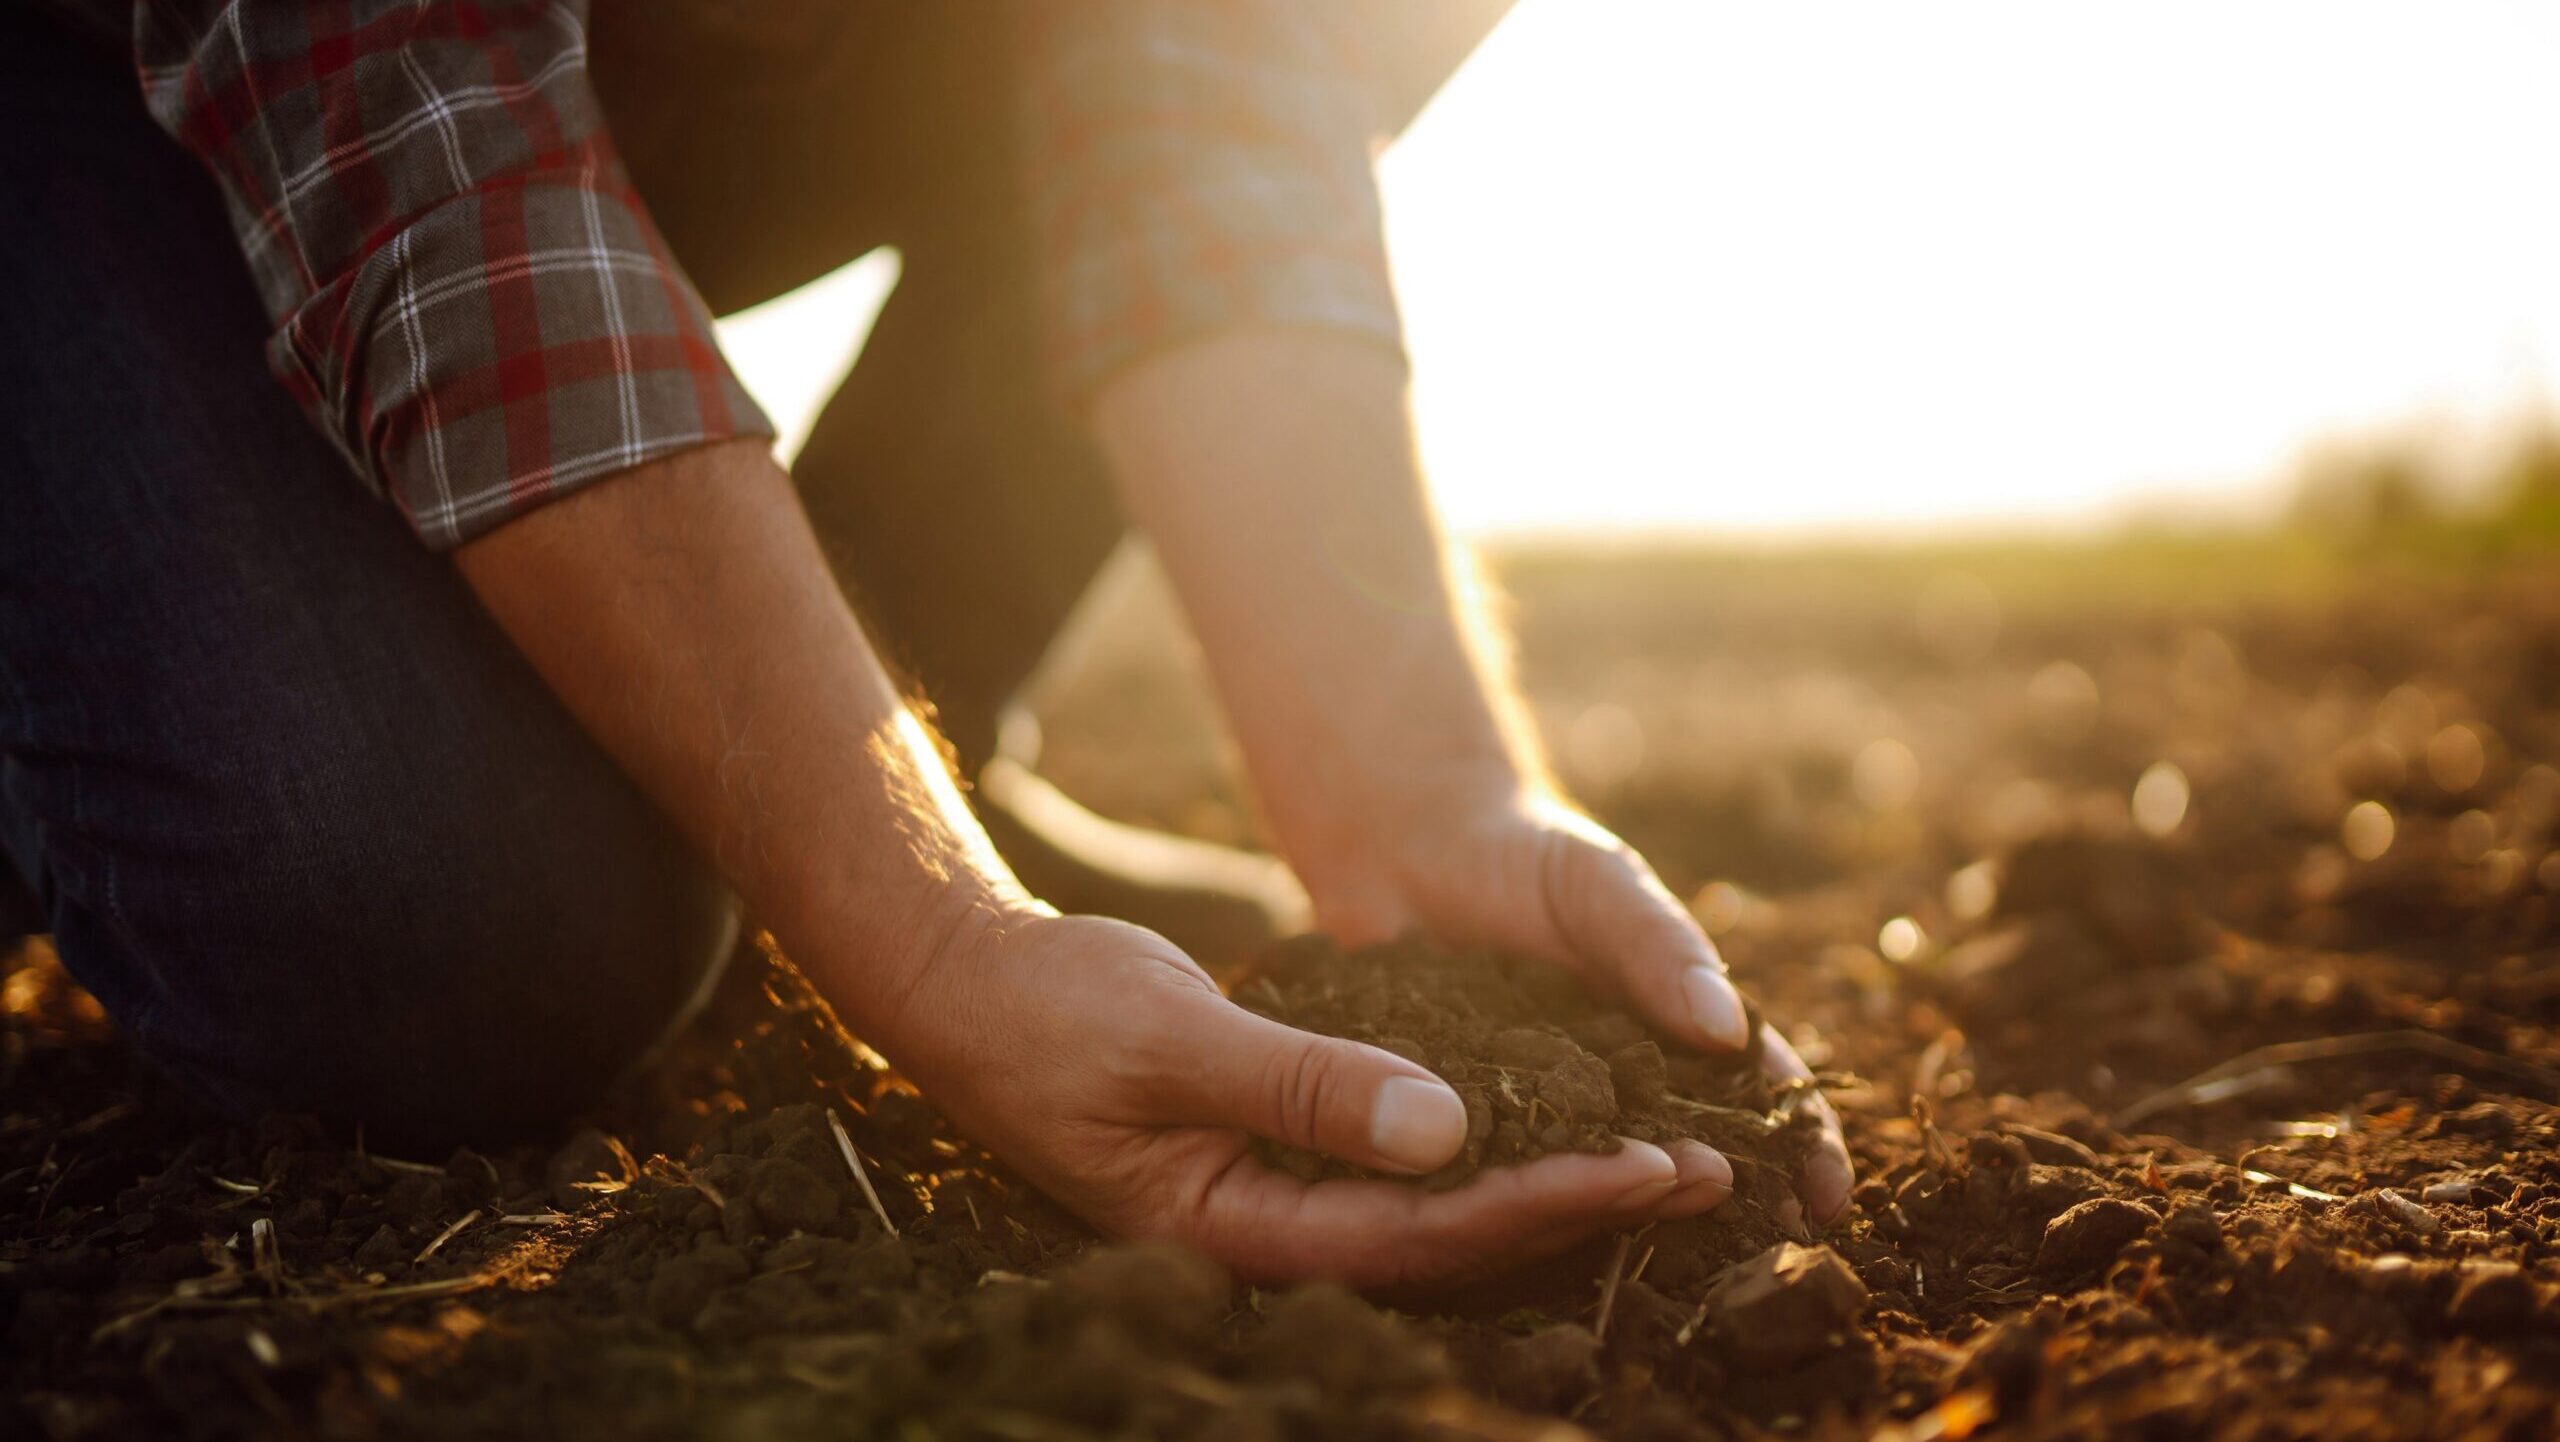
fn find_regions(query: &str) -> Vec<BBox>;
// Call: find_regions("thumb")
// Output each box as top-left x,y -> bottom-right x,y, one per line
1153,989 -> 1471,1176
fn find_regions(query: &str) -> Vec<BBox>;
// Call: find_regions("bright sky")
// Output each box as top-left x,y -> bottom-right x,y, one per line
717,1 -> 2560,541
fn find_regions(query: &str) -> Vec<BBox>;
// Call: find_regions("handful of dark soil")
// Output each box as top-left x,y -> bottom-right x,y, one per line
1232,934 -> 1819,1196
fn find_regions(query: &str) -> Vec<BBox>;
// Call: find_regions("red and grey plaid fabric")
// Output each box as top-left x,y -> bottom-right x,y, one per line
98,1 -> 1404,549
1021,1 -> 1406,403
131,1 -> 766,550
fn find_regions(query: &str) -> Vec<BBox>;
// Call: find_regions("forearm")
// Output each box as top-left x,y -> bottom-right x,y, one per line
1091,331 -> 1544,923
452,440 -> 1031,1030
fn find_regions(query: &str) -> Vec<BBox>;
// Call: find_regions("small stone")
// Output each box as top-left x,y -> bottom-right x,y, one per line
2035,1198 -> 2155,1276
1706,1242 -> 1869,1368
1494,1324 -> 1602,1411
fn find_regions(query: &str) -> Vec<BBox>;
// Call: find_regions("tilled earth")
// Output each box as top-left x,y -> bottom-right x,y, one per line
7,540 -> 2560,1441
1235,934 -> 1812,1203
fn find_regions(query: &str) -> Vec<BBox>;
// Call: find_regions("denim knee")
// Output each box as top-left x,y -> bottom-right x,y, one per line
0,13 -> 742,1151
55,740 -> 739,1150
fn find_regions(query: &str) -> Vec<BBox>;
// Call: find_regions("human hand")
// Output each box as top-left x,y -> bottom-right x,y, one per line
1085,331 -> 1847,1226
1302,777 -> 1856,1226
837,908 -> 1738,1286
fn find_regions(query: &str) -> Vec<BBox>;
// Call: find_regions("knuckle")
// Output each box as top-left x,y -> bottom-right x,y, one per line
1548,831 -> 1644,921
1258,1041 -> 1342,1153
1534,828 -> 1600,930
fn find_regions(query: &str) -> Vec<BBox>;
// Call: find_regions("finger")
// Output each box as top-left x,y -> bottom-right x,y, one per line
1543,835 -> 1752,1053
1655,1138 -> 1736,1219
1185,1138 -> 1680,1287
1144,986 -> 1470,1175
1761,1027 -> 1854,1226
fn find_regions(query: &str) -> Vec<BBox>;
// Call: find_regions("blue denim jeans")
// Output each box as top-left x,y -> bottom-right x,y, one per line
0,2 -> 1131,1152
0,3 -> 1501,1145
0,17 -> 760,1149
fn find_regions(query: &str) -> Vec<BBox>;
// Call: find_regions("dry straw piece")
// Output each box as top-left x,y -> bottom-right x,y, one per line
827,1106 -> 899,1238
1592,1233 -> 1635,1343
415,1208 -> 481,1264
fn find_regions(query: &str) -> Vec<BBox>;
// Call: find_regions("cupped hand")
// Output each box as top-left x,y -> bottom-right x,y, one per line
850,909 -> 1738,1286
1305,781 -> 1856,1226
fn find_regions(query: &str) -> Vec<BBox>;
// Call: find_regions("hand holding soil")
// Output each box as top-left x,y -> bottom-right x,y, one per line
847,909 -> 1737,1287
1290,782 -> 1855,1224
824,771 -> 1850,1286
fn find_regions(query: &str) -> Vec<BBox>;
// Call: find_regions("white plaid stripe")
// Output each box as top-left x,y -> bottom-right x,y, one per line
135,0 -> 769,549
1024,0 -> 1404,401
111,0 -> 1398,545
576,152 -> 645,474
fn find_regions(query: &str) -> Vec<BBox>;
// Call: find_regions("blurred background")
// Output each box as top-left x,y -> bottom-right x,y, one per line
713,2 -> 2560,945
719,0 -> 2560,542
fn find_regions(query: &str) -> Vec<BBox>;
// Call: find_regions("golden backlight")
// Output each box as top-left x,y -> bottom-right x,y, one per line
720,0 -> 2560,540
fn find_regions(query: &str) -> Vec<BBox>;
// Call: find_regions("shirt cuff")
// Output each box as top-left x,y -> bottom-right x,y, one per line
1046,213 -> 1412,407
1021,1 -> 1411,409
268,176 -> 772,552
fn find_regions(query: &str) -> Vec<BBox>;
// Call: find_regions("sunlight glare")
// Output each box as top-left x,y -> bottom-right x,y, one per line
708,4 -> 2560,541
1381,0 -> 2560,538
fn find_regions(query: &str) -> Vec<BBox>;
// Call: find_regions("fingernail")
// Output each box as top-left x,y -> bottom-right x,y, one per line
1808,1147 -> 1854,1226
1370,1075 -> 1468,1174
1607,1139 -> 1680,1209
1681,964 -> 1750,1050
1669,1140 -> 1735,1199
1658,1141 -> 1735,1217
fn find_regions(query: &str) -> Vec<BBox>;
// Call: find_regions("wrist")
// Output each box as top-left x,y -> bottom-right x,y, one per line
790,859 -> 1050,1052
1290,757 -> 1548,938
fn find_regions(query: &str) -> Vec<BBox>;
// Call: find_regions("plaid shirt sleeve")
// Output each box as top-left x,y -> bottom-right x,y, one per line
133,1 -> 771,551
1020,1 -> 1408,408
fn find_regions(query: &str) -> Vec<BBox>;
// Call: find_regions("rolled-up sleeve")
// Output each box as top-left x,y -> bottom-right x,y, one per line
134,1 -> 771,550
1020,1 -> 1408,408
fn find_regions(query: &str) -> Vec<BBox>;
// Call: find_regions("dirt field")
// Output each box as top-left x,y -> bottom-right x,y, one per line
7,535 -> 2560,1440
